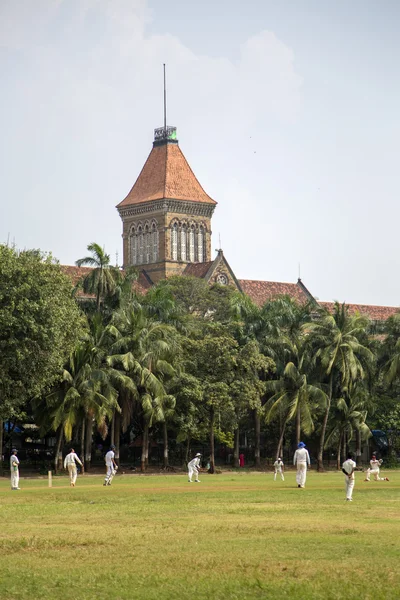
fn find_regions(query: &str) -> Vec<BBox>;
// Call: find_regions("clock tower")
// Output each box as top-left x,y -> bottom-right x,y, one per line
117,126 -> 217,284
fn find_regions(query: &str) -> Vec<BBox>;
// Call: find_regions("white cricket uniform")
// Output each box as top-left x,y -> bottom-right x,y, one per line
365,459 -> 384,481
64,451 -> 83,486
188,456 -> 201,482
105,450 -> 115,482
293,448 -> 310,488
273,459 -> 285,481
342,458 -> 356,500
10,455 -> 20,490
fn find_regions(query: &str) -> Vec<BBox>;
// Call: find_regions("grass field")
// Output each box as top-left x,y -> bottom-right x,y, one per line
0,469 -> 399,600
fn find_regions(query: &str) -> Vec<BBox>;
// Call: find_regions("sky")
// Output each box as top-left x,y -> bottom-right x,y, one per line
1,0 -> 400,306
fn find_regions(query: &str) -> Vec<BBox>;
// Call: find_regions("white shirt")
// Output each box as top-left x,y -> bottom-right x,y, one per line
10,455 -> 19,469
274,459 -> 284,470
188,457 -> 201,469
105,450 -> 115,466
370,459 -> 381,470
342,458 -> 356,479
293,448 -> 310,466
64,452 -> 83,468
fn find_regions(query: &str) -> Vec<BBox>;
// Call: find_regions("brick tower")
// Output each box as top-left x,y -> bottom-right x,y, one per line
116,126 -> 217,284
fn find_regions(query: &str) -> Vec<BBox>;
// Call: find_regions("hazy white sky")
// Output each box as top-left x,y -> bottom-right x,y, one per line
1,0 -> 400,306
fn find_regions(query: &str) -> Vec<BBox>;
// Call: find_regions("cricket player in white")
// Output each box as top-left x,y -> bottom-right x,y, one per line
188,453 -> 202,482
273,457 -> 285,481
10,449 -> 20,490
104,444 -> 117,486
364,454 -> 389,482
342,452 -> 356,501
293,442 -> 310,488
64,448 -> 83,487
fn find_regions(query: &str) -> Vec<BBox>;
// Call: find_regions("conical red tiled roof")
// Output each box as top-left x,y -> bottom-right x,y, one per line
117,142 -> 216,208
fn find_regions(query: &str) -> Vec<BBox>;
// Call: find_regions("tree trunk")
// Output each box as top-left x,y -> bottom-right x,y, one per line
110,408 -> 115,447
336,431 -> 343,470
317,374 -> 333,472
234,426 -> 240,468
276,419 -> 287,461
254,409 -> 261,468
0,420 -> 3,475
85,416 -> 93,471
80,418 -> 85,473
141,423 -> 148,472
114,411 -> 121,466
163,421 -> 169,468
355,428 -> 361,466
54,426 -> 63,474
342,431 -> 347,464
209,405 -> 215,474
185,435 -> 191,465
295,405 -> 301,446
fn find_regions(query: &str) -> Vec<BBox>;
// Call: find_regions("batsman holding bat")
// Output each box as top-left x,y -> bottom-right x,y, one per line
187,453 -> 202,483
364,454 -> 389,482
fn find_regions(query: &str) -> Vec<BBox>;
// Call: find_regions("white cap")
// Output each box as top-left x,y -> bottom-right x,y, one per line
196,453 -> 202,456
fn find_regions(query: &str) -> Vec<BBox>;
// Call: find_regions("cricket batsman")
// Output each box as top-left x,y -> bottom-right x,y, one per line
364,454 -> 389,482
64,448 -> 83,487
187,453 -> 202,482
104,444 -> 118,486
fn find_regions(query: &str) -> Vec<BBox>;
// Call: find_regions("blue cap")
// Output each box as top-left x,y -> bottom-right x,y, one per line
298,442 -> 306,448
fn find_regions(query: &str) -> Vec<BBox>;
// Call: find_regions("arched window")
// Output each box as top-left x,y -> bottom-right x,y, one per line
144,225 -> 150,264
189,226 -> 195,262
171,223 -> 178,260
180,224 -> 187,261
130,228 -> 137,265
152,223 -> 158,262
138,226 -> 144,264
198,226 -> 204,263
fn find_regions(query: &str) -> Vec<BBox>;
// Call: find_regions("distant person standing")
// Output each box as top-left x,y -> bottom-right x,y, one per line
239,453 -> 245,468
364,454 -> 389,482
188,453 -> 202,483
342,452 -> 356,501
10,449 -> 20,490
293,442 -> 310,488
104,445 -> 118,486
273,457 -> 285,481
64,448 -> 83,487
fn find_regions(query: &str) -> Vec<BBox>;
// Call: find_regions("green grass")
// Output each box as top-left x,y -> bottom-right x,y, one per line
1,470 -> 400,599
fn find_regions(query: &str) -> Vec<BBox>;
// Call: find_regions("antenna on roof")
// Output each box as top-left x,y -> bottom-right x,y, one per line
219,232 -> 221,249
298,262 -> 301,280
163,63 -> 167,133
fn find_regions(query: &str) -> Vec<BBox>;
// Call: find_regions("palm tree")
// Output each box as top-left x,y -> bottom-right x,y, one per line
325,393 -> 372,470
33,342 -> 120,472
76,243 -> 121,311
264,361 -> 326,458
107,301 -> 177,472
305,303 -> 373,471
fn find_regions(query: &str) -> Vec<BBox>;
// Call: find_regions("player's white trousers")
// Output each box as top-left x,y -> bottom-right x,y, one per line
296,462 -> 307,487
188,467 -> 199,482
366,468 -> 383,481
345,477 -> 354,500
105,465 -> 113,482
11,469 -> 19,489
274,470 -> 284,481
68,464 -> 77,485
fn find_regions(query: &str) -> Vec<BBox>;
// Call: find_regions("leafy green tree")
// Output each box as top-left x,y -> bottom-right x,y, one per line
76,242 -> 121,311
0,246 -> 83,461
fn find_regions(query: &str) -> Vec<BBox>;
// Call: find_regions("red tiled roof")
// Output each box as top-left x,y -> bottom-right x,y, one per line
61,265 -> 94,287
117,142 -> 216,208
182,262 -> 213,278
238,280 -> 309,307
319,301 -> 399,321
61,265 -> 151,297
